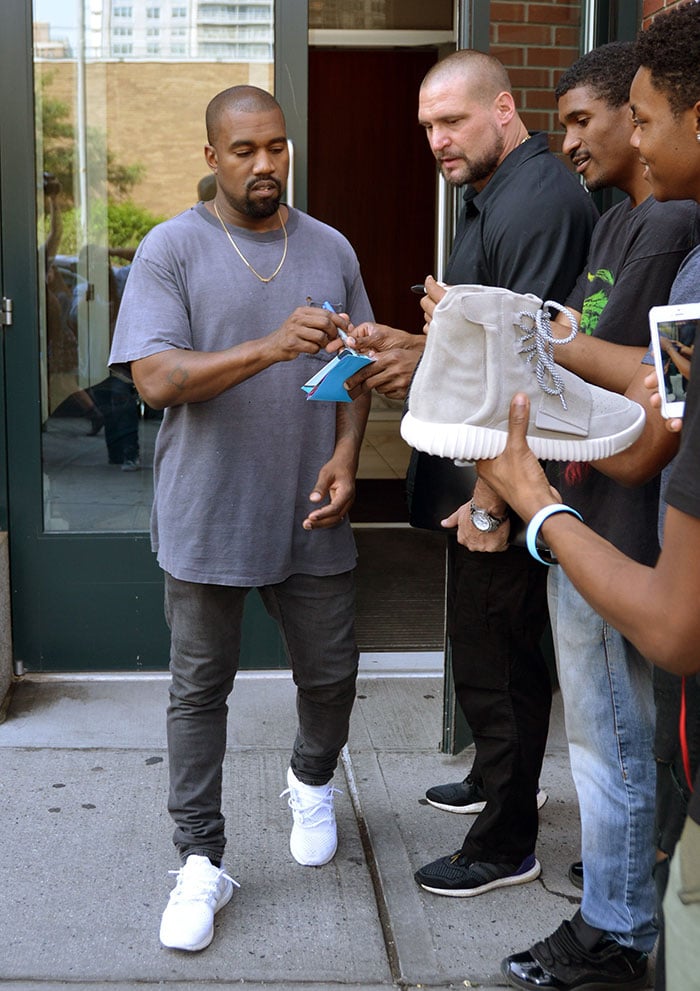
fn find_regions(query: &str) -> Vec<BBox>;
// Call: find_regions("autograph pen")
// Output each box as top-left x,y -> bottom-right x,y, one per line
322,300 -> 351,346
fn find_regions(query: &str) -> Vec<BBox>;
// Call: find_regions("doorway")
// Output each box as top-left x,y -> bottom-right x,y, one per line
308,47 -> 447,653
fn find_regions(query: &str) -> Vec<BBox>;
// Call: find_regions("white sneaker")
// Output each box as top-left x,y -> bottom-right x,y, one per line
401,284 -> 646,462
281,767 -> 339,866
159,854 -> 238,951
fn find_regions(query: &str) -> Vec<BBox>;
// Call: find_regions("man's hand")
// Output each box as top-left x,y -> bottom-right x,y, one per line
348,322 -> 418,354
420,275 -> 448,332
442,499 -> 511,551
344,347 -> 422,401
266,305 -> 349,363
476,394 -> 560,521
645,368 -> 684,434
302,458 -> 355,530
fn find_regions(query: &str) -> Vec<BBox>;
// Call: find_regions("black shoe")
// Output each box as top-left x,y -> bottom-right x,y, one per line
501,910 -> 648,990
86,408 -> 104,435
415,850 -> 541,897
425,776 -> 549,814
569,860 -> 584,890
425,776 -> 488,813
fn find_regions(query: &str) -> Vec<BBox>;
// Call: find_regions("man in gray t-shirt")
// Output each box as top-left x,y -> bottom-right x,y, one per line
109,85 -> 373,953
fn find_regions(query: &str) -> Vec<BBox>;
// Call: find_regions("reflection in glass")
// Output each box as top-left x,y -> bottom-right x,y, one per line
33,0 -> 274,532
309,0 -> 453,31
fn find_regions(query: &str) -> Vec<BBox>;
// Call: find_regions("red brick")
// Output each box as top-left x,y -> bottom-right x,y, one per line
523,88 -> 558,108
526,3 -> 580,25
526,46 -> 580,67
643,0 -> 667,16
490,45 -> 525,67
555,26 -> 580,47
520,110 -> 554,131
508,66 -> 552,88
490,1 -> 527,21
496,23 -> 553,44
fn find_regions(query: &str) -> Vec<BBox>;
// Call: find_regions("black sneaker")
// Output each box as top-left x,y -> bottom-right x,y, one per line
425,776 -> 549,814
425,776 -> 488,813
501,910 -> 648,990
568,860 -> 584,890
414,850 -> 541,897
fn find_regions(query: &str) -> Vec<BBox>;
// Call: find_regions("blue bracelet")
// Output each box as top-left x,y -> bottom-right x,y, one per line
526,503 -> 583,566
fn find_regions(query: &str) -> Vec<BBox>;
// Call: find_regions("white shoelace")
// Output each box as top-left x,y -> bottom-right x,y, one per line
280,785 -> 341,824
167,866 -> 239,904
517,301 -> 579,410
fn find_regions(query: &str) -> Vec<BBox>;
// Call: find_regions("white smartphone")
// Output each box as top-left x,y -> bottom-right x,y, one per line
648,302 -> 700,418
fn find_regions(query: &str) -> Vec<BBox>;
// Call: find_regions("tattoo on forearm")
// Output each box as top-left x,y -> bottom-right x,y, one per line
167,365 -> 189,392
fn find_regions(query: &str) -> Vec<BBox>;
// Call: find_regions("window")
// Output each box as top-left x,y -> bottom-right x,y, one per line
146,7 -> 161,17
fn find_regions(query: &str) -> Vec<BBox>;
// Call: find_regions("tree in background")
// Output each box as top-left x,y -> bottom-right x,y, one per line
38,70 -> 164,255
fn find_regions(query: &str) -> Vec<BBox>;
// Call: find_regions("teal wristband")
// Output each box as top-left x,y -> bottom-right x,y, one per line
526,503 -> 583,566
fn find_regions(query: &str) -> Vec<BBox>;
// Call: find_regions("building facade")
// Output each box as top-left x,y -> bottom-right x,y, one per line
0,0 -> 681,700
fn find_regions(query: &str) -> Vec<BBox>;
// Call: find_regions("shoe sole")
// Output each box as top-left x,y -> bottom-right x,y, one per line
426,797 -> 487,814
159,881 -> 235,952
290,838 -> 338,867
426,789 -> 548,816
418,858 -> 541,898
401,411 -> 646,463
501,958 -> 649,991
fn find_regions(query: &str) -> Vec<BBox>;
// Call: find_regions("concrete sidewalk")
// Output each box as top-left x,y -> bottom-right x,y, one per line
0,665 -> 586,991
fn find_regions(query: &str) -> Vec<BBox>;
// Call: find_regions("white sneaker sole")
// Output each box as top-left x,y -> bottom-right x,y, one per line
427,788 -> 548,815
426,797 -> 487,814
419,858 -> 542,898
401,409 -> 646,463
290,835 -> 338,866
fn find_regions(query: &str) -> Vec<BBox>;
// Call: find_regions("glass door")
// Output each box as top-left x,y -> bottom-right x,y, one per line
1,0 -> 287,670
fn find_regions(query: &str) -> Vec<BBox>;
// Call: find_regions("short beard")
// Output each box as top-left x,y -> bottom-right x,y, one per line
229,178 -> 283,219
441,130 -> 505,187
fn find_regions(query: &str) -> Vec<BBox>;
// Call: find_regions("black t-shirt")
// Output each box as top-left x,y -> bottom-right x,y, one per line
445,132 -> 598,300
554,196 -> 700,564
664,249 -> 700,825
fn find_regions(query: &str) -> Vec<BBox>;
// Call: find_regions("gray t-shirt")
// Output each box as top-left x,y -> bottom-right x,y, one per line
109,203 -> 374,585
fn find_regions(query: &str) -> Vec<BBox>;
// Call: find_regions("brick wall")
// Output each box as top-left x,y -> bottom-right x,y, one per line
643,0 -> 687,26
489,1 -> 583,152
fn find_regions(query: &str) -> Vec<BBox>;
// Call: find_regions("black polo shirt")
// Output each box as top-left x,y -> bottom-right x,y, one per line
445,132 -> 598,304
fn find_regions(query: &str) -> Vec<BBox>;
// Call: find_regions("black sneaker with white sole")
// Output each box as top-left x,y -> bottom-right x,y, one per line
414,850 -> 541,897
425,777 -> 488,813
425,776 -> 548,815
501,910 -> 648,990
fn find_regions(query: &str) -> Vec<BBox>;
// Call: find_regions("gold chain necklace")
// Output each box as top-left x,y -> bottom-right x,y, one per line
213,201 -> 288,283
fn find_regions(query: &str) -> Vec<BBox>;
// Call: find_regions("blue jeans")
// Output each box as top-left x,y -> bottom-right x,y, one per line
548,568 -> 657,951
164,570 -> 359,864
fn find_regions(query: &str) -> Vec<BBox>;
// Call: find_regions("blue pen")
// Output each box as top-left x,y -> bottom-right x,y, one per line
322,300 -> 350,346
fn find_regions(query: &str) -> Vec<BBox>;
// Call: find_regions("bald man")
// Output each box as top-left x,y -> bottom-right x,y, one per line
109,85 -> 373,951
346,50 -> 598,898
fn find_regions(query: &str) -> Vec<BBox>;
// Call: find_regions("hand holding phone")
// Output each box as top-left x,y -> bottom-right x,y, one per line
649,303 -> 700,419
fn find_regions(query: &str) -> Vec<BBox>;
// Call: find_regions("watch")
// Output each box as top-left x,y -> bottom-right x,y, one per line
470,503 -> 508,532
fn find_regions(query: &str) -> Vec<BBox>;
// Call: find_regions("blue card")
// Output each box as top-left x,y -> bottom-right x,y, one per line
301,348 -> 375,402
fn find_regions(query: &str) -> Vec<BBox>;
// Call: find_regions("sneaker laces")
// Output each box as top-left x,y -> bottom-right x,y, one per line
166,865 -> 239,906
517,301 -> 579,410
280,785 -> 342,824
